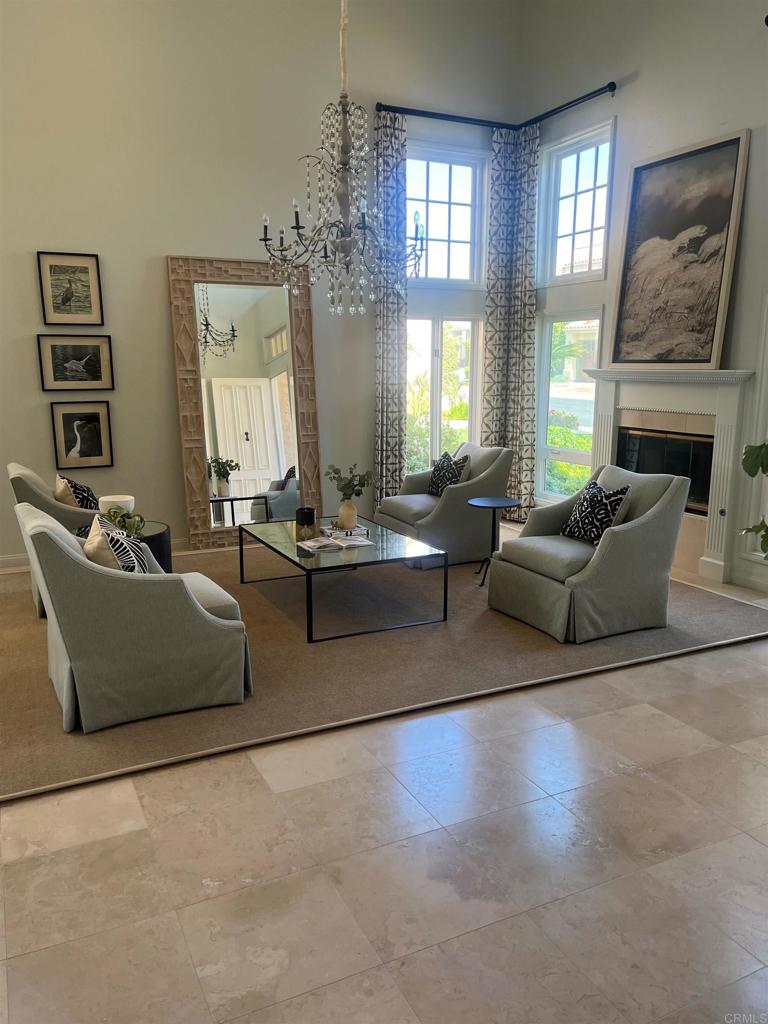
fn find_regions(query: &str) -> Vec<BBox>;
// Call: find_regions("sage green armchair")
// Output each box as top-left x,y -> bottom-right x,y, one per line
488,465 -> 690,643
374,443 -> 514,564
15,502 -> 252,732
8,462 -> 98,616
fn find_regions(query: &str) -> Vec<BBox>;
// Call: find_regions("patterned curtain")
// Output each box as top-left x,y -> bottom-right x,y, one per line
480,124 -> 540,521
374,109 -> 407,503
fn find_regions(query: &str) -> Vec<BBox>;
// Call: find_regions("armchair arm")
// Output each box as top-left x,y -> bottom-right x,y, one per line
521,496 -> 579,537
399,469 -> 433,496
567,477 -> 689,590
39,493 -> 97,532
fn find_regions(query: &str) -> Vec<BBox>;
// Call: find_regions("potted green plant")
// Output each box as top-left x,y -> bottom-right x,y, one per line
207,456 -> 240,497
324,463 -> 377,529
740,442 -> 768,556
102,506 -> 146,538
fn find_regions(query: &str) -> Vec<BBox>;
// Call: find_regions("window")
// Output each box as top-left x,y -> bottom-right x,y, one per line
406,317 -> 479,473
536,316 -> 600,497
406,151 -> 482,283
264,325 -> 289,362
539,125 -> 612,284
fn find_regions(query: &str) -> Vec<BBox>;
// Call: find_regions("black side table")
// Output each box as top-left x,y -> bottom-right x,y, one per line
467,496 -> 522,587
140,521 -> 172,573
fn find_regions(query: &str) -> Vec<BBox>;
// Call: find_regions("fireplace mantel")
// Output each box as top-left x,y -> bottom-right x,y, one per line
587,367 -> 754,582
586,369 -> 754,386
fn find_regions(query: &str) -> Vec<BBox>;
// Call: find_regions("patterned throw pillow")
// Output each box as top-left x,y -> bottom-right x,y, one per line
561,481 -> 631,546
282,465 -> 297,488
55,474 -> 98,537
427,452 -> 470,497
83,516 -> 149,574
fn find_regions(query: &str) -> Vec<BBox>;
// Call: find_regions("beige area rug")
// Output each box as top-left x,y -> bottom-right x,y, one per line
3,545 -> 768,801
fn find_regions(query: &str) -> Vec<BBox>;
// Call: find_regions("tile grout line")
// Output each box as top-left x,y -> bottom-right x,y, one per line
173,905 -> 220,1024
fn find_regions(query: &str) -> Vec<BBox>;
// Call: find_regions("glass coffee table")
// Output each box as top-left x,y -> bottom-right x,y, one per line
239,517 -> 448,643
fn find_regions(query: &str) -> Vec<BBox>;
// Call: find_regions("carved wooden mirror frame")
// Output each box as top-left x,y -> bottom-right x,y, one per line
168,256 -> 321,549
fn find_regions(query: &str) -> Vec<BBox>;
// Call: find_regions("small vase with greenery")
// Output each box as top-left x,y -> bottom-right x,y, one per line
208,456 -> 240,497
740,442 -> 768,556
324,464 -> 377,529
103,506 -> 146,539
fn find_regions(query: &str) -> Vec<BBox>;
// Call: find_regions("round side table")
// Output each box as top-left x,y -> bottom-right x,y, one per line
140,521 -> 172,573
467,496 -> 522,587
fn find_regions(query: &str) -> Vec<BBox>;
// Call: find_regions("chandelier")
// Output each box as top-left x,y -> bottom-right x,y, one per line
197,284 -> 237,362
260,0 -> 423,317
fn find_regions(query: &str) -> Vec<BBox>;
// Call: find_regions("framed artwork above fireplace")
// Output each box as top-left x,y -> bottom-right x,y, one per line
610,130 -> 749,371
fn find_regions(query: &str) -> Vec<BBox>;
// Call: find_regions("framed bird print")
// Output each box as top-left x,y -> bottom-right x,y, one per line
38,335 -> 114,391
50,401 -> 113,470
37,251 -> 104,326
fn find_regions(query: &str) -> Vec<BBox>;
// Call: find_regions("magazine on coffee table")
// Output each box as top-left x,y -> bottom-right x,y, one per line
298,535 -> 374,552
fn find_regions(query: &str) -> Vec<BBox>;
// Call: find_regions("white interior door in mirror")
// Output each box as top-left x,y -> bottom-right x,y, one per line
211,377 -> 279,496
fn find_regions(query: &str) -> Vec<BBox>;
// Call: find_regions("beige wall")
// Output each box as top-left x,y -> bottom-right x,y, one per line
0,0 -> 523,558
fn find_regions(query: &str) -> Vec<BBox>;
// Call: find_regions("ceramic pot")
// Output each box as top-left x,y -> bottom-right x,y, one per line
337,499 -> 358,530
216,477 -> 230,497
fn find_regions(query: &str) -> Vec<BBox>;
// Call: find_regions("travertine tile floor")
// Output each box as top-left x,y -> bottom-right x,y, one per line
2,641 -> 768,1022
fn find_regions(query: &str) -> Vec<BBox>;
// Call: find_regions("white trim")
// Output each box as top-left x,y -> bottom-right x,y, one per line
586,368 -> 754,385
406,141 -> 489,291
537,119 -> 615,289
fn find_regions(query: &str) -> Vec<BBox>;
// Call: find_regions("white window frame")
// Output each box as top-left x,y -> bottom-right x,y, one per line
535,308 -> 603,501
406,142 -> 489,291
263,324 -> 289,363
537,120 -> 615,288
406,314 -> 483,468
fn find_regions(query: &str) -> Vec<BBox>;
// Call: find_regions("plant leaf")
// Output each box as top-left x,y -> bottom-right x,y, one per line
742,443 -> 766,478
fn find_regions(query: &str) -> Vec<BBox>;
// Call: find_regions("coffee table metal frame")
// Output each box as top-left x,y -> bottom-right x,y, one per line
239,516 -> 448,644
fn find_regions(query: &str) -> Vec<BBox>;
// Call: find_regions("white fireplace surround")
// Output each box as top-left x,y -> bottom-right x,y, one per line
585,368 -> 754,582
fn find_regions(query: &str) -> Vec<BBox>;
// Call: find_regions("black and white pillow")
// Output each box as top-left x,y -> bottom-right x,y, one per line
427,452 -> 470,497
282,465 -> 297,488
561,481 -> 631,546
55,474 -> 98,537
83,516 -> 149,574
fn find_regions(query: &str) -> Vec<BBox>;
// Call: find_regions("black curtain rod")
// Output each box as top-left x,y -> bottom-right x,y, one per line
376,81 -> 616,131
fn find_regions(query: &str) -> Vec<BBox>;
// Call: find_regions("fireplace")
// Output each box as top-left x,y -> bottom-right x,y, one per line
616,426 -> 714,516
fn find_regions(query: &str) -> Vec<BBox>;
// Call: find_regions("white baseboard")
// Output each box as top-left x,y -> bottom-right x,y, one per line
0,534 -> 190,574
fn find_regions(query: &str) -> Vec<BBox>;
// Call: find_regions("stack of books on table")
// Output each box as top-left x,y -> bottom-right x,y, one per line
319,525 -> 371,540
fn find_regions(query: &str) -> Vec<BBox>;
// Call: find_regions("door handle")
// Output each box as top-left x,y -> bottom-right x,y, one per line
244,431 -> 250,442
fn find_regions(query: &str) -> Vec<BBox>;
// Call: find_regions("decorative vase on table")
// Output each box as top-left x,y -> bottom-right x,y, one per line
216,478 -> 230,498
337,499 -> 358,530
324,463 -> 377,534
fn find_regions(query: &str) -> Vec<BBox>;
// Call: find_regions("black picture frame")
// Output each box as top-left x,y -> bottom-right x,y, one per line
37,334 -> 114,391
50,400 -> 113,470
37,251 -> 105,327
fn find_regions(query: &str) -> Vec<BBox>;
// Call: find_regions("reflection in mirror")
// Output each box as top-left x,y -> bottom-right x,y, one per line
195,283 -> 299,528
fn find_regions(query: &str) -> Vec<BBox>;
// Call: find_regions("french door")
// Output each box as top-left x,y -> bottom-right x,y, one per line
405,317 -> 481,474
210,377 -> 280,496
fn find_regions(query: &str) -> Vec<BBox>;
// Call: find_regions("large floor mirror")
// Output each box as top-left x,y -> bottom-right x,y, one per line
168,257 -> 321,549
